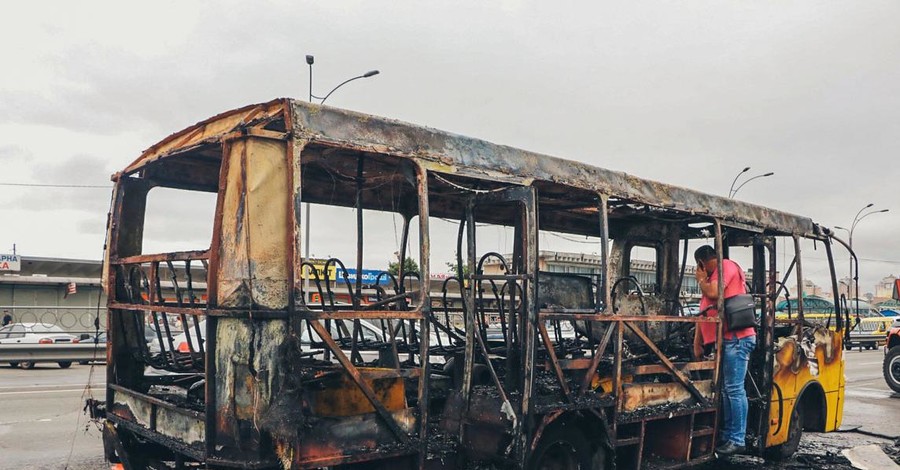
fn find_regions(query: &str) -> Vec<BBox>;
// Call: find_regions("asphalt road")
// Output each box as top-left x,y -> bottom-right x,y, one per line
0,349 -> 896,469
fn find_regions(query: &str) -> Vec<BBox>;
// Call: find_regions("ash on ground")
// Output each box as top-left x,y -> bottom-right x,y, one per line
714,432 -> 898,470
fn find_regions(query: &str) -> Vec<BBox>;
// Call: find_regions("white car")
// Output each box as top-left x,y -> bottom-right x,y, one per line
0,322 -> 80,369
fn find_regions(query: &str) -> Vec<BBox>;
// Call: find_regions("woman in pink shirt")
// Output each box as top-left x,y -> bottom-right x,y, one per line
692,245 -> 756,457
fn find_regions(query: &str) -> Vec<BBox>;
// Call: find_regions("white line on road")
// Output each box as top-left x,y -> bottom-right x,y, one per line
844,388 -> 896,399
0,388 -> 99,396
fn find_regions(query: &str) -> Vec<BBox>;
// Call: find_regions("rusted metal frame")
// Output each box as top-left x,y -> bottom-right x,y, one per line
295,310 -> 424,320
114,250 -> 210,265
536,321 -> 572,402
297,261 -> 326,308
630,360 -> 716,375
307,320 -> 410,444
470,299 -> 515,407
400,217 -> 422,367
713,220 -> 724,389
294,101 -> 820,237
363,291 -> 413,310
221,127 -> 289,144
147,262 -> 169,364
323,258 -> 357,310
612,320 -> 624,419
501,280 -> 525,387
110,383 -> 205,420
520,187 -> 539,463
540,312 -> 720,322
794,235 -> 805,342
414,163 -> 432,469
622,321 -> 709,405
185,260 -> 205,355
824,238 -> 843,332
460,203 -> 477,441
476,252 -> 510,353
105,178 -> 127,409
204,134 -> 234,460
109,302 -> 207,317
348,156 -> 366,366
288,135 -> 306,337
757,238 -> 778,452
152,262 -> 180,369
578,323 -> 616,395
166,260 -> 197,369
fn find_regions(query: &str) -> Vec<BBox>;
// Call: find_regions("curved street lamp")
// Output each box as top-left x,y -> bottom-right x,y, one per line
306,54 -> 380,105
303,55 -> 380,301
730,172 -> 774,198
316,71 -> 380,104
835,204 -> 889,294
728,167 -> 750,198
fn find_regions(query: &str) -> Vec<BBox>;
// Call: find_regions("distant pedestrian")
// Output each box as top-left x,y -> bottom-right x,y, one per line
2,311 -> 12,326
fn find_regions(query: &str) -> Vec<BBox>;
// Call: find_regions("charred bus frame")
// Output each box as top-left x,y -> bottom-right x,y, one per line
92,98 -> 847,469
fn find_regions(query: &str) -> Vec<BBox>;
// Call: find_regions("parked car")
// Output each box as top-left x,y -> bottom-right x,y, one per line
77,331 -> 108,365
0,322 -> 80,369
847,310 -> 894,351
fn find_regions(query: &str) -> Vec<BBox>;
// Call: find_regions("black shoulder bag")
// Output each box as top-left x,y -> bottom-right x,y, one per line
723,294 -> 757,330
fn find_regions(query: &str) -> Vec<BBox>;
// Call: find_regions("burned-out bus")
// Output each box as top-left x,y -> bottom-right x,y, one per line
90,99 -> 849,469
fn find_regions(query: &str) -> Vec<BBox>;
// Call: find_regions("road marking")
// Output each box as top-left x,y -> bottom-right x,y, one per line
0,388 -> 98,396
844,388 -> 896,399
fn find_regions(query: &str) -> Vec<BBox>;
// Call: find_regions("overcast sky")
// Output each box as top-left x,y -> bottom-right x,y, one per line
1,1 -> 898,293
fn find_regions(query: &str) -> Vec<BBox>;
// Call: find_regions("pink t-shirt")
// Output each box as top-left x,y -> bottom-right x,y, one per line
698,259 -> 756,345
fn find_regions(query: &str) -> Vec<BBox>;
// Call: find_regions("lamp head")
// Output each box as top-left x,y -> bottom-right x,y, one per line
363,70 -> 380,78
762,172 -> 774,177
742,166 -> 751,173
306,55 -> 315,65
865,203 -> 874,209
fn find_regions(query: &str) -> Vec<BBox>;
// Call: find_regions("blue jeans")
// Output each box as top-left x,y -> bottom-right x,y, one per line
721,335 -> 756,446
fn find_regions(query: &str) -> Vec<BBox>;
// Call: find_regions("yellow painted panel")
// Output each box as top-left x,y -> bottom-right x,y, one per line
308,368 -> 407,417
217,139 -> 251,307
245,137 -> 290,310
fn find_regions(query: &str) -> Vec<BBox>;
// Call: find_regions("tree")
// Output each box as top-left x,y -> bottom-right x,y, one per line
445,257 -> 471,279
388,258 -> 419,276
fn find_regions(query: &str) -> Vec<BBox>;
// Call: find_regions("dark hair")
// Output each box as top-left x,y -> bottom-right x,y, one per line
694,245 -> 717,263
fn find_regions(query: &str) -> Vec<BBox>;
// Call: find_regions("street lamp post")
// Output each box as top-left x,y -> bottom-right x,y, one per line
728,167 -> 750,198
835,203 -> 890,298
730,171 -> 774,198
303,55 -> 380,302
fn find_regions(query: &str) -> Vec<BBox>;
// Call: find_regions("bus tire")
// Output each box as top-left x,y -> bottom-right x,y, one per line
528,421 -> 605,470
765,404 -> 802,461
19,361 -> 35,370
883,346 -> 900,393
9,362 -> 19,368
58,361 -> 72,369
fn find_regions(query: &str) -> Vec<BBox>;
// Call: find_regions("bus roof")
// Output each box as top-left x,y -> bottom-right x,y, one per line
123,98 -> 823,239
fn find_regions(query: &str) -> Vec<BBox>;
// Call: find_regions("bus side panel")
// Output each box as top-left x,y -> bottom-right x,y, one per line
768,327 -> 843,445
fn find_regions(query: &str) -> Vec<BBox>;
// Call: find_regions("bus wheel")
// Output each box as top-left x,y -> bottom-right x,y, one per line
765,404 -> 802,461
529,423 -> 605,470
883,346 -> 900,393
19,361 -> 35,370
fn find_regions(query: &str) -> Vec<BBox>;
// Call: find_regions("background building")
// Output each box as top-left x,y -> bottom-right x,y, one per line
0,256 -> 105,334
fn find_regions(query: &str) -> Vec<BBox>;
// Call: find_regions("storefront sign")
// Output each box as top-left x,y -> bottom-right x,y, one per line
0,254 -> 20,272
